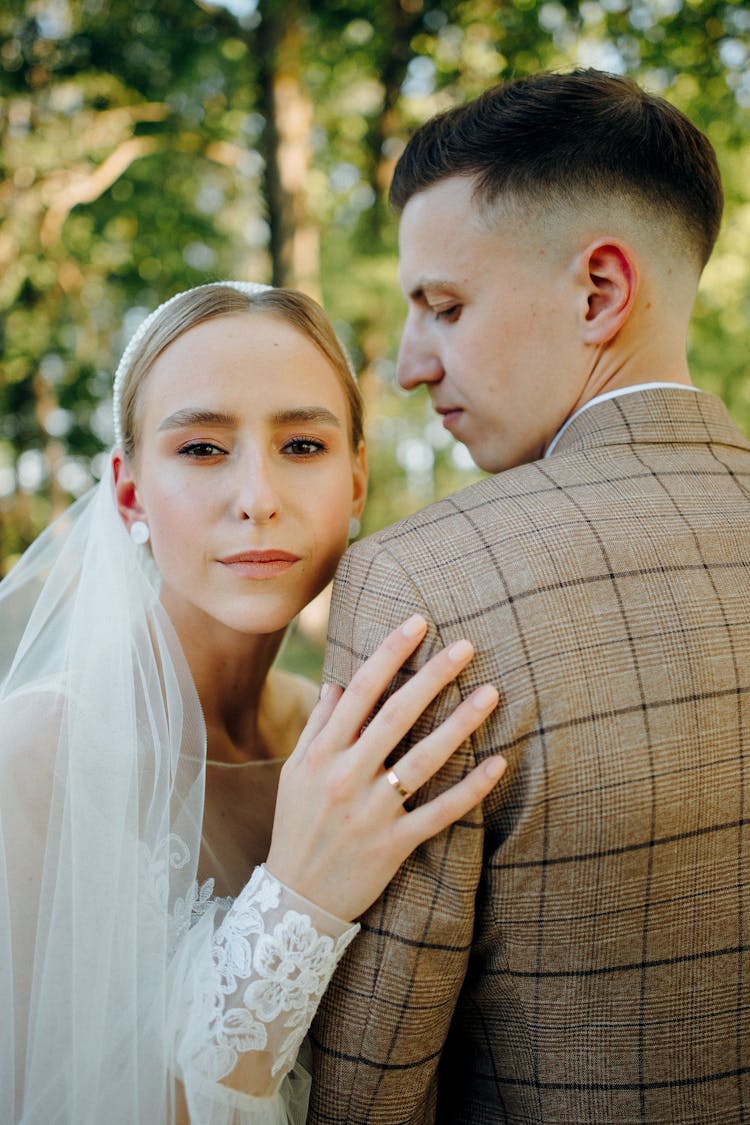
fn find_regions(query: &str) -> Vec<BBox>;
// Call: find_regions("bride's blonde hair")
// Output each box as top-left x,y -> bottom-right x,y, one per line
117,284 -> 364,459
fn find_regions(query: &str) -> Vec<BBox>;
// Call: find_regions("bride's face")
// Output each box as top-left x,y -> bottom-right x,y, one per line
118,311 -> 367,639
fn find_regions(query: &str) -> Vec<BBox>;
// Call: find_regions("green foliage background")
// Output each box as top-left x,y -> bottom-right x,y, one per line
1,0 -> 749,671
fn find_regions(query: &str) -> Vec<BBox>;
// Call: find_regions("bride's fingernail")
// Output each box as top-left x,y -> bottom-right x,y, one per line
448,638 -> 473,662
320,682 -> 332,699
470,684 -> 499,710
484,755 -> 506,779
401,614 -> 427,637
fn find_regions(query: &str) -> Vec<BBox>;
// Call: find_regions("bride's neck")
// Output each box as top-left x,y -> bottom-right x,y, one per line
172,615 -> 287,763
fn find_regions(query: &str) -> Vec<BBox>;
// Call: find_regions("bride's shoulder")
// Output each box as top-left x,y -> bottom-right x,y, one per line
272,667 -> 319,713
0,675 -> 90,769
2,669 -> 67,710
0,679 -> 68,805
1,675 -> 68,722
262,668 -> 319,756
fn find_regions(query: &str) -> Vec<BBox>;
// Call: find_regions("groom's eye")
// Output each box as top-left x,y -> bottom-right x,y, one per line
435,305 -> 461,322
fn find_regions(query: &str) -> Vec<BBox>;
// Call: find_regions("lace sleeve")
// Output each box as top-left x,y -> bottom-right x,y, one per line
174,865 -> 359,1118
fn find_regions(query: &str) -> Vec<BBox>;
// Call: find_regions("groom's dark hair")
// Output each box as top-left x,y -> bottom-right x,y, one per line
389,68 -> 723,268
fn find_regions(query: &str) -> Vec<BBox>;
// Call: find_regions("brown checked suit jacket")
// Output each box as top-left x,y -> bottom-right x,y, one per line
309,388 -> 750,1124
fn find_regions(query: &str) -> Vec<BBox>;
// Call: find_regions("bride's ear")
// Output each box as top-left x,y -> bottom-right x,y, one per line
112,452 -> 147,532
350,441 -> 368,519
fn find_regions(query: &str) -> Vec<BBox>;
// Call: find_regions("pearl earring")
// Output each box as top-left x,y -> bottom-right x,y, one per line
130,520 -> 150,545
348,517 -> 361,540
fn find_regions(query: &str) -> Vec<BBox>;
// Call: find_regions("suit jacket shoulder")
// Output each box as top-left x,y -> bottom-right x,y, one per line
312,389 -> 750,1124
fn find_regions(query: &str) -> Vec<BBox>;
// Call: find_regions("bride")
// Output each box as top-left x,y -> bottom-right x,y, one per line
0,281 -> 505,1124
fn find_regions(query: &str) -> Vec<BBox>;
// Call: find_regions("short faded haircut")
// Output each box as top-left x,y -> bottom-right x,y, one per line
390,68 -> 723,268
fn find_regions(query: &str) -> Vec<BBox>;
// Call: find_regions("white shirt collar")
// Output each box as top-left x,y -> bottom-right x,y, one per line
544,382 -> 702,459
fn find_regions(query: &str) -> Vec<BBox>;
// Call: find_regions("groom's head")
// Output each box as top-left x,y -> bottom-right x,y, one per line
391,69 -> 723,473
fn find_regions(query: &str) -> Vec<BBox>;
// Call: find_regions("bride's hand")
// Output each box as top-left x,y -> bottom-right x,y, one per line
265,614 -> 505,921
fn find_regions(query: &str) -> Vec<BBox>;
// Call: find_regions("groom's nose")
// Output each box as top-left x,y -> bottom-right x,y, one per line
396,317 -> 444,390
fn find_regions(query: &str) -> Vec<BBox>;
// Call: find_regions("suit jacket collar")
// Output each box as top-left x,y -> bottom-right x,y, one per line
550,387 -> 750,457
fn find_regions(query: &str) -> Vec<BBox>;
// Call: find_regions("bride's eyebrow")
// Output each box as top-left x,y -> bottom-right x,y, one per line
270,407 -> 342,428
157,407 -> 343,431
158,408 -> 236,431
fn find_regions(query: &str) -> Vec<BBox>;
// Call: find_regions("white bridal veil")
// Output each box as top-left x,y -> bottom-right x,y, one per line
0,283 -> 329,1124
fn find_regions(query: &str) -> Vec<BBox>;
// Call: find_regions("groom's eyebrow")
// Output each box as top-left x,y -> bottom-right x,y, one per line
407,277 -> 457,301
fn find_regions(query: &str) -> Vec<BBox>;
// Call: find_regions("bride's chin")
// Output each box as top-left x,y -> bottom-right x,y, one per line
161,591 -> 296,645
223,599 -> 304,639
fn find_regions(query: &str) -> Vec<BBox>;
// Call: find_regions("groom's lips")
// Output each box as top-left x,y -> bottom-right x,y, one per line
436,406 -> 464,432
219,549 -> 300,578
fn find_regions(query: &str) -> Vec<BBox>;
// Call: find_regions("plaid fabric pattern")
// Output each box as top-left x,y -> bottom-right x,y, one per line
309,388 -> 750,1124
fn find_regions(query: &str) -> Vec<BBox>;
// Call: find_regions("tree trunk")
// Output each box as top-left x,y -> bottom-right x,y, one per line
256,2 -> 320,297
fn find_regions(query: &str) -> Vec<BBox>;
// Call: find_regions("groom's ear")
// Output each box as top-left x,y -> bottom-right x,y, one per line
112,452 -> 147,532
574,238 -> 638,345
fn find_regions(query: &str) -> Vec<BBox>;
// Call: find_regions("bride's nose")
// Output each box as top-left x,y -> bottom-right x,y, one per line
235,455 -> 280,524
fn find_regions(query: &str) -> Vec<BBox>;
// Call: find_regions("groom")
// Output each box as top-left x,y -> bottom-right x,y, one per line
310,70 -> 750,1122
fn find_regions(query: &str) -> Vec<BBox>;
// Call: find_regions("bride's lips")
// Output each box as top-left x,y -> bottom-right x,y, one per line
218,549 -> 301,578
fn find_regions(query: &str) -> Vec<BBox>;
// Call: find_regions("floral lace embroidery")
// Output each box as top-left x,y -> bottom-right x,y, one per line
199,866 -> 358,1081
138,832 -> 197,953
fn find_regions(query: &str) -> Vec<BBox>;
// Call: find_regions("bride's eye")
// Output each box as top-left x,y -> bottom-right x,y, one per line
177,440 -> 225,458
282,437 -> 327,458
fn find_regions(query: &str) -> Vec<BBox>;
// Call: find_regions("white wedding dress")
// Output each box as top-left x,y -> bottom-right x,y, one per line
0,465 -> 357,1124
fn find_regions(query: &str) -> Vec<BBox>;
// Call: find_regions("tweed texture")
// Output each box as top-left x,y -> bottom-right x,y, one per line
309,388 -> 750,1124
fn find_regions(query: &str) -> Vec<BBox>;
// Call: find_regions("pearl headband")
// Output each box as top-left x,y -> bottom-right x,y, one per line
111,280 -> 272,448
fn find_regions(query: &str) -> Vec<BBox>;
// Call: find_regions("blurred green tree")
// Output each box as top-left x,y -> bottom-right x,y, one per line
1,0 -> 749,595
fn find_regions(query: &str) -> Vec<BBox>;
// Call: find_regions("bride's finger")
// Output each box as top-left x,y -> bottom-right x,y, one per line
380,683 -> 501,800
312,614 -> 431,746
290,683 -> 343,760
350,638 -> 480,767
398,754 -> 507,848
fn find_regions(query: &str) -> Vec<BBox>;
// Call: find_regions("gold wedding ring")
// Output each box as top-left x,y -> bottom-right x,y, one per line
386,767 -> 410,799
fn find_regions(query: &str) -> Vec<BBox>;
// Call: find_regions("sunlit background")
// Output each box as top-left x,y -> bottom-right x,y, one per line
2,0 -> 749,673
